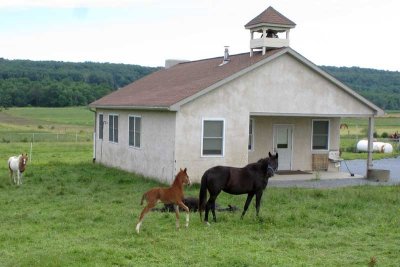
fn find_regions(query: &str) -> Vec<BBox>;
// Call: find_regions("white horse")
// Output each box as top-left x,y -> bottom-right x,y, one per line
8,153 -> 28,185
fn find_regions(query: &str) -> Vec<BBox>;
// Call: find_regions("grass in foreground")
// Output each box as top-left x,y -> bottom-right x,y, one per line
1,144 -> 399,266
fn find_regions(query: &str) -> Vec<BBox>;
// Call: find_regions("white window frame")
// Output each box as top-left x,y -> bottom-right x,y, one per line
128,115 -> 141,149
98,113 -> 104,140
248,118 -> 255,151
108,114 -> 119,143
311,119 -> 330,151
201,118 -> 225,157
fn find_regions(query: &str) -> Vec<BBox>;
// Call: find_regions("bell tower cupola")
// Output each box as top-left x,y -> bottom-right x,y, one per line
245,6 -> 296,56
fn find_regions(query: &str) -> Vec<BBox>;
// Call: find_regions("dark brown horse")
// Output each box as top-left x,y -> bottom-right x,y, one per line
136,168 -> 191,234
199,152 -> 278,224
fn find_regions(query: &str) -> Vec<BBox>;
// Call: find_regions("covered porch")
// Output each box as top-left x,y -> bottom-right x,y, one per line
248,114 -> 378,179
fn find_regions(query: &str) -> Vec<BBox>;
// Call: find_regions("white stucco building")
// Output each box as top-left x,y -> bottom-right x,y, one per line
89,7 -> 383,183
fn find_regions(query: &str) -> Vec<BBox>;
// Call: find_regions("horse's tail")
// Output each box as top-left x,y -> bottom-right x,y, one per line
199,172 -> 208,222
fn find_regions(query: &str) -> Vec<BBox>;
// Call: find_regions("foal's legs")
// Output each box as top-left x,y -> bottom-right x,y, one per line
177,201 -> 190,228
174,205 -> 180,229
136,201 -> 156,234
17,171 -> 22,185
9,169 -> 13,184
241,192 -> 255,219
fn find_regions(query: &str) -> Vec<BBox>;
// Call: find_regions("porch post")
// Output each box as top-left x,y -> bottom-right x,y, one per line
366,116 -> 374,177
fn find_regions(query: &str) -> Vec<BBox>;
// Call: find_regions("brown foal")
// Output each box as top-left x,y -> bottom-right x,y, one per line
135,168 -> 191,234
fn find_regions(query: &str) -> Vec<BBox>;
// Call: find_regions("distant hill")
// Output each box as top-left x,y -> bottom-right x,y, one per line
0,58 -> 399,109
0,58 -> 161,107
321,66 -> 400,110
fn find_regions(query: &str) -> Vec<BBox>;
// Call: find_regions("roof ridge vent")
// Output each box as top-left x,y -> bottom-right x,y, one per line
219,46 -> 230,66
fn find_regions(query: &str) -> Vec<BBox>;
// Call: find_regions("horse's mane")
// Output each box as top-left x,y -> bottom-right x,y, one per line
172,168 -> 188,186
256,157 -> 270,166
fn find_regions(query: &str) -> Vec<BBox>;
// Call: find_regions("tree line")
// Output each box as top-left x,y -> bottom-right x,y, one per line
0,58 -> 160,107
321,66 -> 400,110
0,58 -> 399,110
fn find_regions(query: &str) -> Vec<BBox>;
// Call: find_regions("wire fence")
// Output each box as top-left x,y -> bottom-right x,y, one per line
0,132 -> 93,143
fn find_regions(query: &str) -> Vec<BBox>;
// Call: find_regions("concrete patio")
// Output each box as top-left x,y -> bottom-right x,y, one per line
268,170 -> 399,188
273,171 -> 363,181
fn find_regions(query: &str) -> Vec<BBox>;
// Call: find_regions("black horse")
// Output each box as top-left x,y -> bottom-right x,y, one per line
199,152 -> 278,223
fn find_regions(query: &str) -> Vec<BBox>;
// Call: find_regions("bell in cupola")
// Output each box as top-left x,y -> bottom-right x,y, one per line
245,6 -> 296,56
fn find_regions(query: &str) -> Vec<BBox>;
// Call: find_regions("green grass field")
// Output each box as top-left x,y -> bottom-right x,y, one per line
0,107 -> 93,142
0,107 -> 400,266
1,107 -> 94,127
1,142 -> 399,266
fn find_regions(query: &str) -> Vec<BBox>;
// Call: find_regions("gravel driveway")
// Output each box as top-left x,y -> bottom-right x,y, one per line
269,177 -> 400,188
269,156 -> 400,188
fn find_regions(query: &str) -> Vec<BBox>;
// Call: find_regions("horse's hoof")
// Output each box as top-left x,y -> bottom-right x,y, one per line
204,221 -> 211,226
135,223 -> 141,234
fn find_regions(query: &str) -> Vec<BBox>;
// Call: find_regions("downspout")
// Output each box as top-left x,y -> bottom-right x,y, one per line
89,107 -> 97,163
366,116 -> 374,177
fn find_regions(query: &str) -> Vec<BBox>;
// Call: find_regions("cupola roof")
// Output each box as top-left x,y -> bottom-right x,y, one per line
245,6 -> 296,29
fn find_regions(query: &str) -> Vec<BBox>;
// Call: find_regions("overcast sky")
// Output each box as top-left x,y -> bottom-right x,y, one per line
1,0 -> 399,71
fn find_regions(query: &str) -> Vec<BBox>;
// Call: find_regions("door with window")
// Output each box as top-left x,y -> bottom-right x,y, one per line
273,125 -> 293,170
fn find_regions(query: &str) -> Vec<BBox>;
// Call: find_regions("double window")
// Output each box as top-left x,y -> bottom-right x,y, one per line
312,120 -> 329,150
98,114 -> 104,140
129,116 -> 141,148
109,114 -> 119,143
202,119 -> 225,156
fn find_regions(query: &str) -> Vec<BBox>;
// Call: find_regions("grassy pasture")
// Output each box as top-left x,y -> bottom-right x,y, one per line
0,107 -> 400,265
1,107 -> 94,127
1,143 -> 400,266
0,107 -> 93,142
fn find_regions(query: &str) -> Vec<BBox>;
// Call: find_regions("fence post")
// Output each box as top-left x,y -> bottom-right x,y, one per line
30,142 -> 33,163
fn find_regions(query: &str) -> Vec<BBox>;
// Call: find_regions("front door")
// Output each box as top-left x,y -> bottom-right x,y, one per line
273,125 -> 293,171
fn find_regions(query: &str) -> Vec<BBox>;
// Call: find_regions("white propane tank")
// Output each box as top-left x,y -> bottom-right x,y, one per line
356,140 -> 393,153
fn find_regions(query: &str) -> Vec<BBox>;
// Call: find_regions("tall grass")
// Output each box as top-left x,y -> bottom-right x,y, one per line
1,142 -> 400,266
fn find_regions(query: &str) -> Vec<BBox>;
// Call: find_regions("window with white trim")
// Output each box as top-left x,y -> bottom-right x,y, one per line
202,119 -> 224,156
312,120 -> 329,150
248,118 -> 254,151
98,114 -> 104,140
129,116 -> 141,148
109,114 -> 118,143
